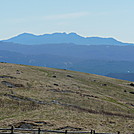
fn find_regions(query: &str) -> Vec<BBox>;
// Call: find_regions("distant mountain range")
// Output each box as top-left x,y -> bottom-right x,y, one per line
106,73 -> 134,82
1,32 -> 134,81
1,41 -> 134,61
2,32 -> 134,45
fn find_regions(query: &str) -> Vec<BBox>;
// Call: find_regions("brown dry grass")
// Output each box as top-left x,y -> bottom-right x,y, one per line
0,62 -> 134,133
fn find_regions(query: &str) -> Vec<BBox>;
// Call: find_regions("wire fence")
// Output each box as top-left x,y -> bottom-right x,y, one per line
0,126 -> 120,134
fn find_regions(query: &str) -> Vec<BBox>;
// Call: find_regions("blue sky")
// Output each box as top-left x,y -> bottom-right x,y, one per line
0,0 -> 134,43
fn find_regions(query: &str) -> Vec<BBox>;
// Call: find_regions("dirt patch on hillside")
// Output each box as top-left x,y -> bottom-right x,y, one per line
4,94 -> 49,105
49,89 -> 98,99
55,126 -> 82,131
1,81 -> 24,88
13,120 -> 54,129
52,100 -> 134,119
0,75 -> 16,79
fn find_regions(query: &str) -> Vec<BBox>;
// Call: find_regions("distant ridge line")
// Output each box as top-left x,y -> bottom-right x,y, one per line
2,32 -> 134,46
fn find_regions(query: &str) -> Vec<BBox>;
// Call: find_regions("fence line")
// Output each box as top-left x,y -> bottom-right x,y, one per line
0,126 -> 120,134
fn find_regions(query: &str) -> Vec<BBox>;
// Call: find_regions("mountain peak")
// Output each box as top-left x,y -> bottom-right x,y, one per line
68,32 -> 78,35
18,33 -> 36,37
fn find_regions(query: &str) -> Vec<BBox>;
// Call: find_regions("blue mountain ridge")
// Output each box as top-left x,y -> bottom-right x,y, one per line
2,32 -> 133,45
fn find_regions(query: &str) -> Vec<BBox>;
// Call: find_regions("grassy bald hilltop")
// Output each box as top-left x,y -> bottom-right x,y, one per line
0,63 -> 134,133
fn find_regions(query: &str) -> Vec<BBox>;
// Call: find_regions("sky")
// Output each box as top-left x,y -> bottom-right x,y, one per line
0,0 -> 134,43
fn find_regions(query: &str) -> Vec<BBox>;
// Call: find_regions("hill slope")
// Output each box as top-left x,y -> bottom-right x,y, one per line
3,32 -> 133,45
0,63 -> 134,133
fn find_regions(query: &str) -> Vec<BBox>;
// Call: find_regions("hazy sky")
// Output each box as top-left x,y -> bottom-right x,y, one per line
0,0 -> 134,43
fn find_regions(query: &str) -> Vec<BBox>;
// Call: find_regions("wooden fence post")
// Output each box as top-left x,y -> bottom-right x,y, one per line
38,128 -> 41,134
65,130 -> 68,134
93,130 -> 95,134
11,126 -> 14,134
91,130 -> 95,134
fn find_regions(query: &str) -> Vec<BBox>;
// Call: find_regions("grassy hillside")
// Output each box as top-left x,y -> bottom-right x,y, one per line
0,63 -> 134,133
